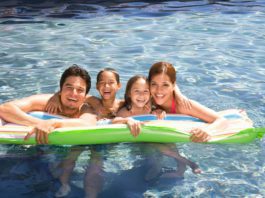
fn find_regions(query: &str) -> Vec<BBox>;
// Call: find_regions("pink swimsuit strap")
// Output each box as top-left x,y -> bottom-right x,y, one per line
170,98 -> 177,114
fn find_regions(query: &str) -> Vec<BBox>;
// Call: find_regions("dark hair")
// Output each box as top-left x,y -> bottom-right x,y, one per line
124,75 -> 148,110
60,64 -> 91,94
96,68 -> 120,84
148,61 -> 177,84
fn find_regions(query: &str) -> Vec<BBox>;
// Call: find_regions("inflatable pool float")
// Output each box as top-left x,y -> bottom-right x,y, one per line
0,109 -> 264,145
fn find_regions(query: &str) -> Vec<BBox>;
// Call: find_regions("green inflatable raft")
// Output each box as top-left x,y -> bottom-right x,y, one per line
0,109 -> 264,145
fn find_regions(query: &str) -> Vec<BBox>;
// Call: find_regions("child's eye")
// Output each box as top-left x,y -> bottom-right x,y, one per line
99,81 -> 116,85
163,83 -> 170,87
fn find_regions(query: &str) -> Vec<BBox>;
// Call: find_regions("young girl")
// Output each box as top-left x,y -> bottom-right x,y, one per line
148,61 -> 227,142
117,75 -> 201,181
117,75 -> 151,117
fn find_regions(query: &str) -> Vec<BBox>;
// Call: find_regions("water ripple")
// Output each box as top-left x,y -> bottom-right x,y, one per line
0,1 -> 265,197
0,0 -> 264,19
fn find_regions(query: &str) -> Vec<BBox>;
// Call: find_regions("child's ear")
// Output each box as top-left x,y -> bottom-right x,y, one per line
117,83 -> 122,90
96,83 -> 99,91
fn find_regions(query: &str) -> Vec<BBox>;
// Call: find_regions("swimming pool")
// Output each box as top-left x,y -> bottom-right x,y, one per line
0,0 -> 265,197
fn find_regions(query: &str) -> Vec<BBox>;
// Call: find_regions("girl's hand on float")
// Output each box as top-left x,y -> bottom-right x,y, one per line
45,92 -> 62,114
190,128 -> 211,143
152,109 -> 166,120
127,118 -> 142,137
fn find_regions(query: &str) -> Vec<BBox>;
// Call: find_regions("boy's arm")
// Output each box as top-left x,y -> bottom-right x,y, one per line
24,105 -> 97,144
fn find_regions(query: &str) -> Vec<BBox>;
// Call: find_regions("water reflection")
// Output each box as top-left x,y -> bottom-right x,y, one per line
0,145 -> 66,197
49,143 -> 201,197
1,0 -> 263,19
0,0 -> 264,197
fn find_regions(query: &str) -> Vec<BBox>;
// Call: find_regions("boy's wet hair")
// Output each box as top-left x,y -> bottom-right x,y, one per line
124,75 -> 148,110
60,64 -> 91,94
96,68 -> 120,84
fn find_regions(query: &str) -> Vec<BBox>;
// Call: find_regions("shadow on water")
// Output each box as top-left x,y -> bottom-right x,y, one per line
0,144 -> 201,197
0,0 -> 263,20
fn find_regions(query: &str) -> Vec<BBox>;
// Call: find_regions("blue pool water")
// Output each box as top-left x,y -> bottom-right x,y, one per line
0,0 -> 265,197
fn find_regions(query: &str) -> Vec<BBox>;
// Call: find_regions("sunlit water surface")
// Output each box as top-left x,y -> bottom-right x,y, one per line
0,0 -> 265,197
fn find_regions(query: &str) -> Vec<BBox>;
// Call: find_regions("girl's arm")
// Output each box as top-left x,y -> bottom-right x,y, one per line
190,117 -> 227,142
45,93 -> 99,114
179,99 -> 219,123
85,95 -> 101,108
45,92 -> 62,114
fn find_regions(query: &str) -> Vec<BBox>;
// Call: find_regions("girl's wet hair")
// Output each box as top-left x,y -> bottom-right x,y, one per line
124,75 -> 148,110
60,64 -> 91,94
96,68 -> 120,84
148,61 -> 177,84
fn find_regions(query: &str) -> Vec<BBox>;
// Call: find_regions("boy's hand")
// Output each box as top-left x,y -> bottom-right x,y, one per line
24,120 -> 61,144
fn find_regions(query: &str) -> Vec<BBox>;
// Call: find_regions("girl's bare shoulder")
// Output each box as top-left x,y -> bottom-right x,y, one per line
116,107 -> 130,117
86,95 -> 101,106
80,102 -> 96,115
117,99 -> 125,109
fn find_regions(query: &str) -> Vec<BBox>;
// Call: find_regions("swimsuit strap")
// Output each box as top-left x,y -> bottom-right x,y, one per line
170,97 -> 177,114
